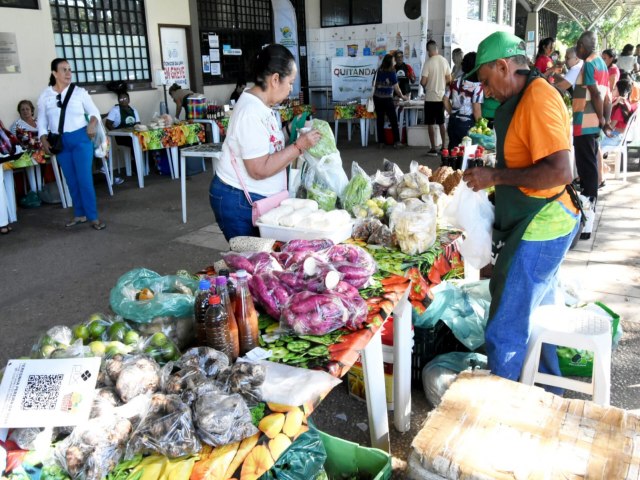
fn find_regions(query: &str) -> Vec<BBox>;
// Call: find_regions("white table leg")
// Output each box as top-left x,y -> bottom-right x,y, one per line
181,152 -> 187,223
132,136 -> 144,188
212,122 -> 220,143
360,119 -> 367,147
393,287 -> 412,433
361,330 -> 390,452
170,147 -> 179,180
108,145 -> 115,186
51,155 -> 68,209
347,120 -> 352,142
35,164 -> 43,191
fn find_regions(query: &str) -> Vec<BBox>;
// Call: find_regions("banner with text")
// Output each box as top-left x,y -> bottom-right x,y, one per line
331,56 -> 379,102
272,0 -> 300,96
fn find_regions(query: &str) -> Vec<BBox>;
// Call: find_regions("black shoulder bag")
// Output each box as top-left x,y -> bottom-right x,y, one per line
47,83 -> 76,155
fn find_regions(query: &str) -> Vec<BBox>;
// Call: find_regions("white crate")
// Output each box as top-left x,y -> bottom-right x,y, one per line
407,125 -> 430,147
257,221 -> 354,244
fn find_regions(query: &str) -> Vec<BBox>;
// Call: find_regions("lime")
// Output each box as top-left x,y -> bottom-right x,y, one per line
40,334 -> 54,347
88,321 -> 107,340
89,341 -> 106,356
106,341 -> 129,356
150,332 -> 169,347
108,322 -> 129,342
124,330 -> 140,346
73,324 -> 90,342
160,343 -> 178,362
40,345 -> 56,358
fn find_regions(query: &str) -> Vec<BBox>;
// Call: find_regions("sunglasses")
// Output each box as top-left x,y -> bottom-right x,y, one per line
56,93 -> 62,108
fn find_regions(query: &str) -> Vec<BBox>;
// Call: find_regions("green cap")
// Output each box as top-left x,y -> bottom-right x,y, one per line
466,31 -> 527,79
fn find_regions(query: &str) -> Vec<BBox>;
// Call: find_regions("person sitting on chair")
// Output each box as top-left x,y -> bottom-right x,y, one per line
105,92 -> 140,130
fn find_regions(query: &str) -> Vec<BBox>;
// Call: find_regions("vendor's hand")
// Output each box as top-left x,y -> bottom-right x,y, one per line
463,167 -> 496,192
41,136 -> 52,155
297,129 -> 322,150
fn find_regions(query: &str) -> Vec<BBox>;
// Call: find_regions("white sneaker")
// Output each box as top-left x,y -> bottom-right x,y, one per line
114,177 -> 124,185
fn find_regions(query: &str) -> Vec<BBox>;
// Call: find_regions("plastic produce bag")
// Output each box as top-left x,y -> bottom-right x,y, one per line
261,421 -> 327,480
109,268 -> 199,323
421,352 -> 487,408
280,291 -> 350,335
301,152 -> 349,210
126,393 -> 202,458
305,119 -> 338,158
31,326 -> 74,359
176,346 -> 230,377
216,361 -> 266,405
415,280 -> 491,351
133,315 -> 194,350
557,302 -> 622,377
341,162 -> 373,215
92,120 -> 109,158
259,361 -> 341,407
249,271 -> 292,320
114,354 -> 161,402
324,243 -> 377,289
443,181 -> 494,269
390,199 -> 437,255
222,251 -> 282,275
55,415 -> 132,480
137,331 -> 181,365
193,391 -> 258,447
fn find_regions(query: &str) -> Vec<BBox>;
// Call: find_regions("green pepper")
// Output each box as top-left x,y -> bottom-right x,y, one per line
307,345 -> 329,357
269,347 -> 289,359
286,340 -> 311,352
280,335 -> 295,343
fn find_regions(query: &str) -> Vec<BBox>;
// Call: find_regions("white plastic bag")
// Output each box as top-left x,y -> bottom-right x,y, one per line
93,121 -> 109,158
444,182 -> 494,269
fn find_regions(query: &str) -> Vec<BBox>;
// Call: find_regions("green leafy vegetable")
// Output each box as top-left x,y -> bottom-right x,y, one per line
250,402 -> 266,426
106,454 -> 143,480
307,184 -> 337,211
343,171 -> 372,215
306,119 -> 338,158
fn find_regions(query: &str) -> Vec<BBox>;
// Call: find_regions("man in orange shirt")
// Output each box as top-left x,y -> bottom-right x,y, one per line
463,32 -> 580,391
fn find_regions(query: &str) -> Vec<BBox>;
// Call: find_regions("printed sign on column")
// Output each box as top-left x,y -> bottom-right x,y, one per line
331,56 -> 379,102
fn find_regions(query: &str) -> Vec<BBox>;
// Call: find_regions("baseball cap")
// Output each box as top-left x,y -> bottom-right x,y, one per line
466,31 -> 527,78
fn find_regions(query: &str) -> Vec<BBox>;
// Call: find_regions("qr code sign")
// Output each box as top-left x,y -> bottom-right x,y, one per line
21,374 -> 63,410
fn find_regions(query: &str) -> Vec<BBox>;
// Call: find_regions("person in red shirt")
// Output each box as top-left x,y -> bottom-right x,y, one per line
534,37 -> 555,78
602,49 -> 620,94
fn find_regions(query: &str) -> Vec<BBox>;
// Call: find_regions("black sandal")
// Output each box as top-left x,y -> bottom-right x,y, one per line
91,221 -> 106,231
0,226 -> 11,235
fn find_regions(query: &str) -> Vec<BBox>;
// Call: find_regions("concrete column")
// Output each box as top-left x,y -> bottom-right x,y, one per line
525,11 -> 539,61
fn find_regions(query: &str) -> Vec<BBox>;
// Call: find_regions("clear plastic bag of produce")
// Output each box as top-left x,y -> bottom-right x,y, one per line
421,352 -> 487,408
389,199 -> 438,255
371,159 -> 403,197
55,415 -> 132,480
31,326 -> 73,359
249,271 -> 293,319
137,331 -> 181,365
305,119 -> 338,158
132,315 -> 194,350
323,244 -> 376,289
161,364 -> 212,406
341,161 -> 373,215
111,354 -> 162,403
280,291 -> 351,335
192,390 -> 258,447
416,280 -> 491,351
443,181 -> 494,269
215,361 -> 266,405
176,346 -> 230,377
394,160 -> 431,200
109,268 -> 199,323
222,251 -> 282,275
126,393 -> 202,459
301,152 -> 348,210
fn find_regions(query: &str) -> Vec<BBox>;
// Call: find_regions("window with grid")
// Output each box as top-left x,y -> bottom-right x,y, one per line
49,0 -> 151,88
502,0 -> 513,25
467,0 -> 481,20
321,0 -> 382,27
198,0 -> 273,85
488,0 -> 499,23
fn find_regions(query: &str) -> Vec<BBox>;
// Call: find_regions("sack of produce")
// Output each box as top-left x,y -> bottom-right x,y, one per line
55,415 -> 132,480
341,162 -> 373,215
301,152 -> 348,211
193,391 -> 258,447
126,393 -> 202,458
109,268 -> 199,323
421,352 -> 487,408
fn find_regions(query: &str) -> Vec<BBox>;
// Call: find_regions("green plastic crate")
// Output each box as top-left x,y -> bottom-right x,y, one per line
319,430 -> 392,480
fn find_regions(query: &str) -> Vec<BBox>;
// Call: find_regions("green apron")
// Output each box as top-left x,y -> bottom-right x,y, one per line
119,105 -> 137,128
489,70 -> 565,317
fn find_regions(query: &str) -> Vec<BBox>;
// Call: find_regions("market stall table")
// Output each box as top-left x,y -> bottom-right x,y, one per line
179,143 -> 222,223
192,119 -> 220,143
333,104 -> 376,147
397,99 -> 424,133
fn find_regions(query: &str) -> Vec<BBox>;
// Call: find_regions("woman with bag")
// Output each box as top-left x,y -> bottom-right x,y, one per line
373,54 -> 409,149
209,44 -> 321,241
38,58 -> 106,230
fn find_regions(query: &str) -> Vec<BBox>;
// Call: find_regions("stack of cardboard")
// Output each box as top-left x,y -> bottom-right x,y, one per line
408,371 -> 640,479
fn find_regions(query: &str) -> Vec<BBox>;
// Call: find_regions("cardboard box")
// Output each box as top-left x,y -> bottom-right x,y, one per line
408,371 -> 640,479
407,125 -> 430,147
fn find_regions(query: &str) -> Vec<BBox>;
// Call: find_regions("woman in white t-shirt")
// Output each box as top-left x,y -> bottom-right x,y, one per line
210,44 -> 321,240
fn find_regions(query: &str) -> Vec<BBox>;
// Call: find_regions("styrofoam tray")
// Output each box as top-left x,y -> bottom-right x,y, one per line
256,221 -> 354,243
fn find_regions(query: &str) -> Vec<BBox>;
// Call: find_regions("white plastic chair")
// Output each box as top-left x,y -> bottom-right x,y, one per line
520,305 -> 612,406
601,110 -> 638,183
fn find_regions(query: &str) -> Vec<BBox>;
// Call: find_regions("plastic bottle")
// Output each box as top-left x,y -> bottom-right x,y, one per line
440,148 -> 449,167
234,270 -> 259,355
216,276 -> 240,361
205,295 -> 232,362
194,279 -> 212,346
219,269 -> 237,308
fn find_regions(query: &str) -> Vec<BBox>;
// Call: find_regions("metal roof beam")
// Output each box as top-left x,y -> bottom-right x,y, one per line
557,0 -> 587,29
535,0 -> 552,11
588,0 -> 620,30
517,0 -> 532,12
565,1 -> 594,23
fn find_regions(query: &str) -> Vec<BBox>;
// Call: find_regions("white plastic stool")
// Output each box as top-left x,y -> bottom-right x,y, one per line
520,305 -> 612,406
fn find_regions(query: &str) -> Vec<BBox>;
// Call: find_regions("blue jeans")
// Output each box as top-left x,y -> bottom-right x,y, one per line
209,175 -> 265,241
57,127 -> 98,221
485,218 -> 580,393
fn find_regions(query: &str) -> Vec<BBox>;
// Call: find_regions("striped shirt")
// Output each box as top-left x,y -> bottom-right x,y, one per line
572,54 -> 609,136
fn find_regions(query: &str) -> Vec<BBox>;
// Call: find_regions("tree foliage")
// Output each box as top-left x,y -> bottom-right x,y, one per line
556,5 -> 640,52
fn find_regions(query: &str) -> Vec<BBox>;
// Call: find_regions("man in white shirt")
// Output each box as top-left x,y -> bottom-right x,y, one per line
553,47 -> 583,91
420,40 -> 452,154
